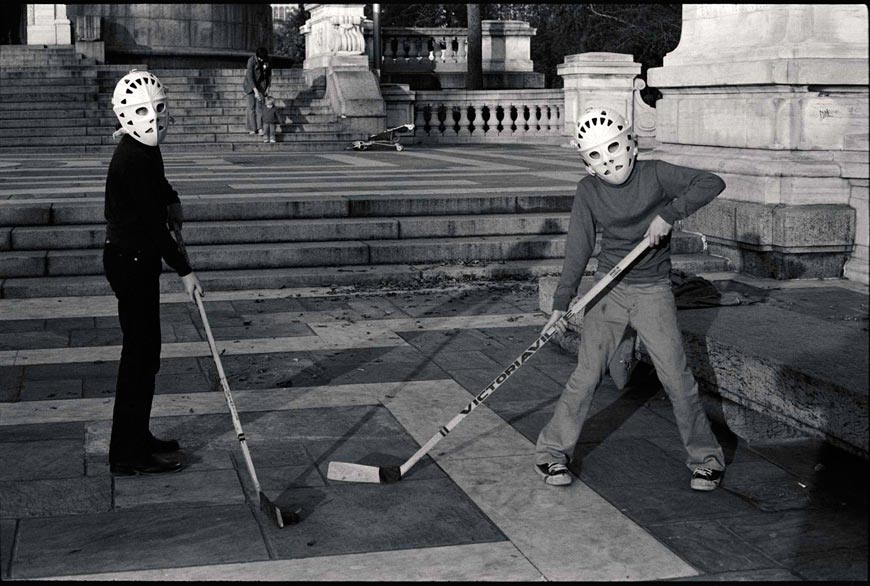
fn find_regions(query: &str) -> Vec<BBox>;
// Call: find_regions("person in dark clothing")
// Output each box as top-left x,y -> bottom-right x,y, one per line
243,47 -> 272,135
106,70 -> 203,476
535,107 -> 727,492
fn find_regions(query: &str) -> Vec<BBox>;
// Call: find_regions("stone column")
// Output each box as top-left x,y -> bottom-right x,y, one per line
557,53 -> 642,141
648,4 -> 869,282
481,20 -> 543,89
301,3 -> 385,135
26,4 -> 71,45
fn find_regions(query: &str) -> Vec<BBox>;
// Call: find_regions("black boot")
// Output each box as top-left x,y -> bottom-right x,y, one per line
110,453 -> 183,476
147,431 -> 181,454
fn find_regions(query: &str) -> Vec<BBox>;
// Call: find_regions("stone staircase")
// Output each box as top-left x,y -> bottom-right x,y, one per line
0,45 -> 734,299
0,44 -> 355,154
0,187 -> 730,298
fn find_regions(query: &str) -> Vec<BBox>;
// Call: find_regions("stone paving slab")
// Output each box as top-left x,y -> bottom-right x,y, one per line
265,480 -> 507,560
0,282 -> 867,581
38,542 -> 543,581
10,504 -> 269,579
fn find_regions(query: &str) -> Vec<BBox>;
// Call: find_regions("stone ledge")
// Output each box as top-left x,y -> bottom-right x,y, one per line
538,276 -> 869,459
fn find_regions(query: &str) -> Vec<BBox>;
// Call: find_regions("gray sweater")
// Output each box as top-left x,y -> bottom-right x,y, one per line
552,159 -> 725,311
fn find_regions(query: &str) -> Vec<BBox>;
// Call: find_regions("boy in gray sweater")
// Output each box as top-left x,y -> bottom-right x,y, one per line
536,107 -> 727,491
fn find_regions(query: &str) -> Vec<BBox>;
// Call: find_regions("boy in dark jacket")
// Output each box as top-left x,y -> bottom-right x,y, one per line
106,70 -> 203,475
535,107 -> 727,491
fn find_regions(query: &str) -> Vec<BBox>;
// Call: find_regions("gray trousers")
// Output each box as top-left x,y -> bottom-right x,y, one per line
535,275 -> 726,472
245,92 -> 263,132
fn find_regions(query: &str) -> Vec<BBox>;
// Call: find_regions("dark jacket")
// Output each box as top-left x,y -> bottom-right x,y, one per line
243,55 -> 271,95
104,135 -> 192,277
262,106 -> 282,125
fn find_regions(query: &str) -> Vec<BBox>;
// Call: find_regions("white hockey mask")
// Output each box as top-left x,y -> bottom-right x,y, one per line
574,108 -> 638,186
111,70 -> 170,147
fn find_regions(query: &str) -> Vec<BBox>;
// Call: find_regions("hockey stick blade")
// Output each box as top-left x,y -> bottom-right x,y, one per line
327,461 -> 402,484
260,492 -> 300,528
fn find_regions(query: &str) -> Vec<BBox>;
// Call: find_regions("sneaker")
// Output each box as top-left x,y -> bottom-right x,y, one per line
690,467 -> 723,491
248,131 -> 256,135
263,139 -> 269,143
258,129 -> 264,135
269,139 -> 276,143
535,462 -> 573,486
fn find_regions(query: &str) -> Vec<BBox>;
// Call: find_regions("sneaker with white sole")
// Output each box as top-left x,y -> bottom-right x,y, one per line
690,467 -> 723,491
536,462 -> 573,486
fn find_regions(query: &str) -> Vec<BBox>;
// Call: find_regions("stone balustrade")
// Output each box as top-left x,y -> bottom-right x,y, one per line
409,89 -> 565,144
381,27 -> 469,70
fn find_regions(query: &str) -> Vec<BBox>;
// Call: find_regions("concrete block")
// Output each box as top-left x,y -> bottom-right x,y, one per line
772,204 -> 856,248
49,203 -> 103,225
682,199 -> 738,241
348,194 -> 516,217
186,241 -> 369,270
0,203 -> 52,227
0,251 -> 46,277
46,250 -> 103,276
12,225 -> 106,250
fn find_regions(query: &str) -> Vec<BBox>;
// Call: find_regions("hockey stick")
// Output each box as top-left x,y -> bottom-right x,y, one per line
327,239 -> 651,483
172,225 -> 299,527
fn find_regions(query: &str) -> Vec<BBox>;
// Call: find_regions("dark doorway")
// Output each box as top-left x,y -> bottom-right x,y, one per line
0,4 -> 26,45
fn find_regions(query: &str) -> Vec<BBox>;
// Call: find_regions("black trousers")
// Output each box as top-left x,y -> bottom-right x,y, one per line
103,244 -> 163,463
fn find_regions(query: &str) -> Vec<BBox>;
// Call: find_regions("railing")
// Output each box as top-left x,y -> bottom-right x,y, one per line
410,89 -> 565,143
380,27 -> 468,70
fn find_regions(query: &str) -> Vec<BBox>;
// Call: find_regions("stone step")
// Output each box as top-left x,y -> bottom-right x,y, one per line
0,234 -> 568,277
0,141 -> 358,155
1,193 -> 577,226
0,234 -> 719,279
0,121 -> 345,138
0,69 -> 99,79
0,252 -> 728,299
7,213 -> 575,250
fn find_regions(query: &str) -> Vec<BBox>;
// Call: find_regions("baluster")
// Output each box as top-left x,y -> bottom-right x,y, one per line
495,104 -> 505,136
384,36 -> 396,63
435,37 -> 445,62
458,37 -> 467,64
437,104 -> 448,136
481,104 -> 491,136
407,36 -> 419,62
415,104 -> 428,136
427,37 -> 436,62
449,37 -> 458,63
533,104 -> 543,135
508,104 -> 518,136
458,104 -> 472,138
552,104 -> 563,134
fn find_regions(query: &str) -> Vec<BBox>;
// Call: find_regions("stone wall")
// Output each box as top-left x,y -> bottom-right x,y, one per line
648,4 -> 869,282
64,4 -> 273,68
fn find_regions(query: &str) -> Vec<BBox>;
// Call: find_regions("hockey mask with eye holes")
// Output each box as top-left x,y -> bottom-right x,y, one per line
111,70 -> 170,147
575,108 -> 638,186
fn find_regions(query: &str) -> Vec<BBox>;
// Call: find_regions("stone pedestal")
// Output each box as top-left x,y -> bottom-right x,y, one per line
557,53 -> 641,141
479,20 -> 544,89
648,4 -> 869,282
381,84 -> 415,128
301,4 -> 385,136
26,4 -> 71,45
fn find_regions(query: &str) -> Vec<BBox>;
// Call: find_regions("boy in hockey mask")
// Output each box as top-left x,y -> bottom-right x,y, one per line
104,70 -> 203,475
535,107 -> 727,491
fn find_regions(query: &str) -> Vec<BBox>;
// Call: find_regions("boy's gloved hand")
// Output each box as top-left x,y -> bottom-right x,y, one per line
644,214 -> 672,246
167,202 -> 184,230
541,309 -> 567,336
